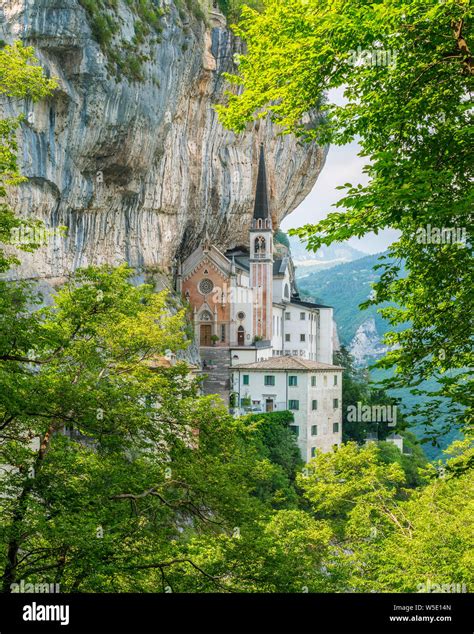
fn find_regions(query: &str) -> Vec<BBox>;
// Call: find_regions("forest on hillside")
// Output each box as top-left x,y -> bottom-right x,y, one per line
297,252 -> 394,346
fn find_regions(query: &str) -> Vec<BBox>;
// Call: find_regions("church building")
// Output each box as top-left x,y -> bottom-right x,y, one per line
176,145 -> 343,460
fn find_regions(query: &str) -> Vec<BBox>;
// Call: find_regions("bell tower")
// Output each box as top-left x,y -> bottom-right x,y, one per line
250,144 -> 273,342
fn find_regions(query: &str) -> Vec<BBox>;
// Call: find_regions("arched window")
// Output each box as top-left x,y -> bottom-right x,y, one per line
284,283 -> 290,299
255,236 -> 266,254
200,310 -> 212,321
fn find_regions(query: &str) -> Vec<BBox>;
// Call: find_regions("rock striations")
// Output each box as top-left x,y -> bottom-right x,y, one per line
0,0 -> 327,281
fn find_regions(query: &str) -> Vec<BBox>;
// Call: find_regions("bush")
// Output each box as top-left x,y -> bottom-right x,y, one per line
244,411 -> 303,480
78,0 -> 165,81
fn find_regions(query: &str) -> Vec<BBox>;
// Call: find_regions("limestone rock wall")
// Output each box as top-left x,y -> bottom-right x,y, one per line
0,0 -> 327,281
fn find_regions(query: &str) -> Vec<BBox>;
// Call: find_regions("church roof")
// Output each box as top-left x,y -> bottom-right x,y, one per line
253,144 -> 270,220
233,357 -> 344,371
290,296 -> 332,310
273,258 -> 289,276
235,257 -> 250,271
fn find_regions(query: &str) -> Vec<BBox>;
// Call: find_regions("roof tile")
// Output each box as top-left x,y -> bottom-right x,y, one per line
233,356 -> 344,371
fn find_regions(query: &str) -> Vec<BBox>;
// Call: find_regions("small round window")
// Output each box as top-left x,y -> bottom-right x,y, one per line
237,311 -> 246,320
199,279 -> 214,295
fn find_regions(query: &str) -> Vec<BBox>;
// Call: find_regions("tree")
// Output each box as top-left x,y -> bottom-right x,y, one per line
295,440 -> 473,592
0,265 -> 288,592
216,0 -> 473,443
0,42 -> 57,272
217,0 -> 264,22
376,437 -> 426,488
298,442 -> 407,529
351,441 -> 474,592
335,347 -> 397,444
241,411 -> 304,508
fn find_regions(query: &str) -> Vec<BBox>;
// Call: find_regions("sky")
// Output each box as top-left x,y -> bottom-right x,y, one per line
281,90 -> 400,255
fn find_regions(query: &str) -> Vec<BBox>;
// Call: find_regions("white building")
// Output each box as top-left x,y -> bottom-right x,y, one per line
176,145 -> 343,460
232,357 -> 343,462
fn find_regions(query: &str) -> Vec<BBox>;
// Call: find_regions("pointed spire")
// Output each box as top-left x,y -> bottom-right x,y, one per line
253,144 -> 270,221
203,228 -> 211,251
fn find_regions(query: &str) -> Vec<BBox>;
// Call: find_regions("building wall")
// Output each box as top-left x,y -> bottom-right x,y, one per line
232,368 -> 343,462
304,370 -> 342,459
250,227 -> 273,341
271,305 -> 285,354
278,305 -> 319,359
318,307 -> 334,364
272,269 -> 291,304
230,347 -> 273,367
228,271 -> 254,347
182,257 -> 258,347
182,259 -> 230,346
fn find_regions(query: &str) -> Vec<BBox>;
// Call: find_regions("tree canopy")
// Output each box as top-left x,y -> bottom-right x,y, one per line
217,0 -> 473,444
0,43 -> 57,273
0,35 -> 472,596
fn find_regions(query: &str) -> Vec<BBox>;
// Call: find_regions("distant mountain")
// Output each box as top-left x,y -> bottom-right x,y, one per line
288,236 -> 366,277
297,253 -> 457,459
297,252 -> 393,351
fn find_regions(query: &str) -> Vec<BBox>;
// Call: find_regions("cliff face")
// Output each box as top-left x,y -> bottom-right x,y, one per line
0,0 -> 327,281
349,317 -> 389,366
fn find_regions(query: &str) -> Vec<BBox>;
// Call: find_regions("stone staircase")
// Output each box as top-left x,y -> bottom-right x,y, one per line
199,347 -> 231,404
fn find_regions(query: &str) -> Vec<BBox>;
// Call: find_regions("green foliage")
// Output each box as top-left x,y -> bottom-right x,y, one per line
353,449 -> 474,592
0,285 -> 470,595
217,0 -> 264,22
0,28 -> 471,596
335,347 -> 404,443
78,0 -> 165,81
334,347 -> 428,484
299,253 -> 396,345
244,411 -> 303,477
242,411 -> 303,508
301,259 -> 458,458
298,440 -> 473,592
0,43 -> 57,273
173,0 -> 207,23
0,266 -> 269,591
273,229 -> 290,249
377,433 -> 428,488
217,0 -> 474,443
299,442 -> 406,526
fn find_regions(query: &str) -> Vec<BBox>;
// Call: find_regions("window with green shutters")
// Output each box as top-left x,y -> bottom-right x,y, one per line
312,400 -> 318,410
243,375 -> 249,385
264,375 -> 275,386
288,375 -> 298,387
311,425 -> 317,436
288,400 -> 299,410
